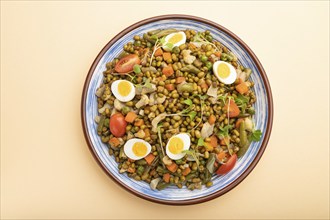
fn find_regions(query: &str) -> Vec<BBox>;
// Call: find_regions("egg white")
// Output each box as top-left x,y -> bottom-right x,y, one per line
111,80 -> 135,102
162,31 -> 186,51
212,61 -> 237,85
124,138 -> 152,160
165,133 -> 191,160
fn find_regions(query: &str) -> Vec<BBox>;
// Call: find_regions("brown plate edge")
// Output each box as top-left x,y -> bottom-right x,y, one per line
81,14 -> 274,206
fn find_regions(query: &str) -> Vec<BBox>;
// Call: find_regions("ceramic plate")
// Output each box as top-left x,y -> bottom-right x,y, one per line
81,15 -> 273,205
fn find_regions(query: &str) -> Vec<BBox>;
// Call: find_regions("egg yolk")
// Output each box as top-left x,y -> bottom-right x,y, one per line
168,33 -> 183,44
168,137 -> 184,154
118,81 -> 131,97
132,142 -> 147,157
217,63 -> 230,79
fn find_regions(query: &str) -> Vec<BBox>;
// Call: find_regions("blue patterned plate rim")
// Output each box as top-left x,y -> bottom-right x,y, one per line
81,14 -> 273,205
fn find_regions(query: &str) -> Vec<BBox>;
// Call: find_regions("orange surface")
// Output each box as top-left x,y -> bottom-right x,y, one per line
1,1 -> 329,219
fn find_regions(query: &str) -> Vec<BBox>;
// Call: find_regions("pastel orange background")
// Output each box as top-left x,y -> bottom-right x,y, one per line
1,1 -> 329,219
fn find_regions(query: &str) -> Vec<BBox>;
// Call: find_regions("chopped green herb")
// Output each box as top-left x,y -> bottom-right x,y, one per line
188,111 -> 197,120
197,138 -> 204,147
165,42 -> 174,51
159,36 -> 166,44
249,129 -> 262,142
234,94 -> 250,113
235,94 -> 250,104
217,125 -> 233,139
183,98 -> 193,106
198,94 -> 208,100
217,94 -> 227,105
218,94 -> 233,105
133,64 -> 141,74
135,78 -> 153,89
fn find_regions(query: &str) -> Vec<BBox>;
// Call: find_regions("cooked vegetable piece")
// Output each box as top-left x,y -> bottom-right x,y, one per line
97,115 -> 106,133
244,117 -> 253,131
180,64 -> 200,74
134,119 -> 144,127
134,129 -> 145,138
208,115 -> 216,125
220,136 -> 230,146
135,94 -> 149,108
209,135 -> 218,148
182,167 -> 191,176
154,48 -> 163,56
162,65 -> 174,77
237,121 -> 249,158
150,178 -> 161,190
144,153 -> 156,165
156,181 -> 171,190
154,29 -> 178,37
162,52 -> 172,61
235,118 -> 244,129
165,84 -> 175,91
151,113 -> 167,132
163,173 -> 171,183
177,83 -> 194,93
200,82 -> 208,89
127,167 -> 135,173
141,66 -> 157,73
176,76 -> 185,84
206,153 -> 216,173
182,50 -> 196,64
125,112 -> 137,123
217,151 -> 227,161
144,128 -> 151,137
201,122 -> 214,138
204,142 -> 213,151
235,82 -> 249,94
239,121 -> 248,147
224,99 -> 240,118
214,51 -> 221,57
162,156 -> 173,165
109,137 -> 121,148
166,162 -> 178,173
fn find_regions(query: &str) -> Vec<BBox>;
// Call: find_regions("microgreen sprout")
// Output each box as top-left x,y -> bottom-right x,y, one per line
182,149 -> 200,168
149,36 -> 175,66
192,32 -> 220,52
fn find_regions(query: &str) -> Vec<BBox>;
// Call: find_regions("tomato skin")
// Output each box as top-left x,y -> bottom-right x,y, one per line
115,54 -> 141,74
109,113 -> 127,137
216,154 -> 237,175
